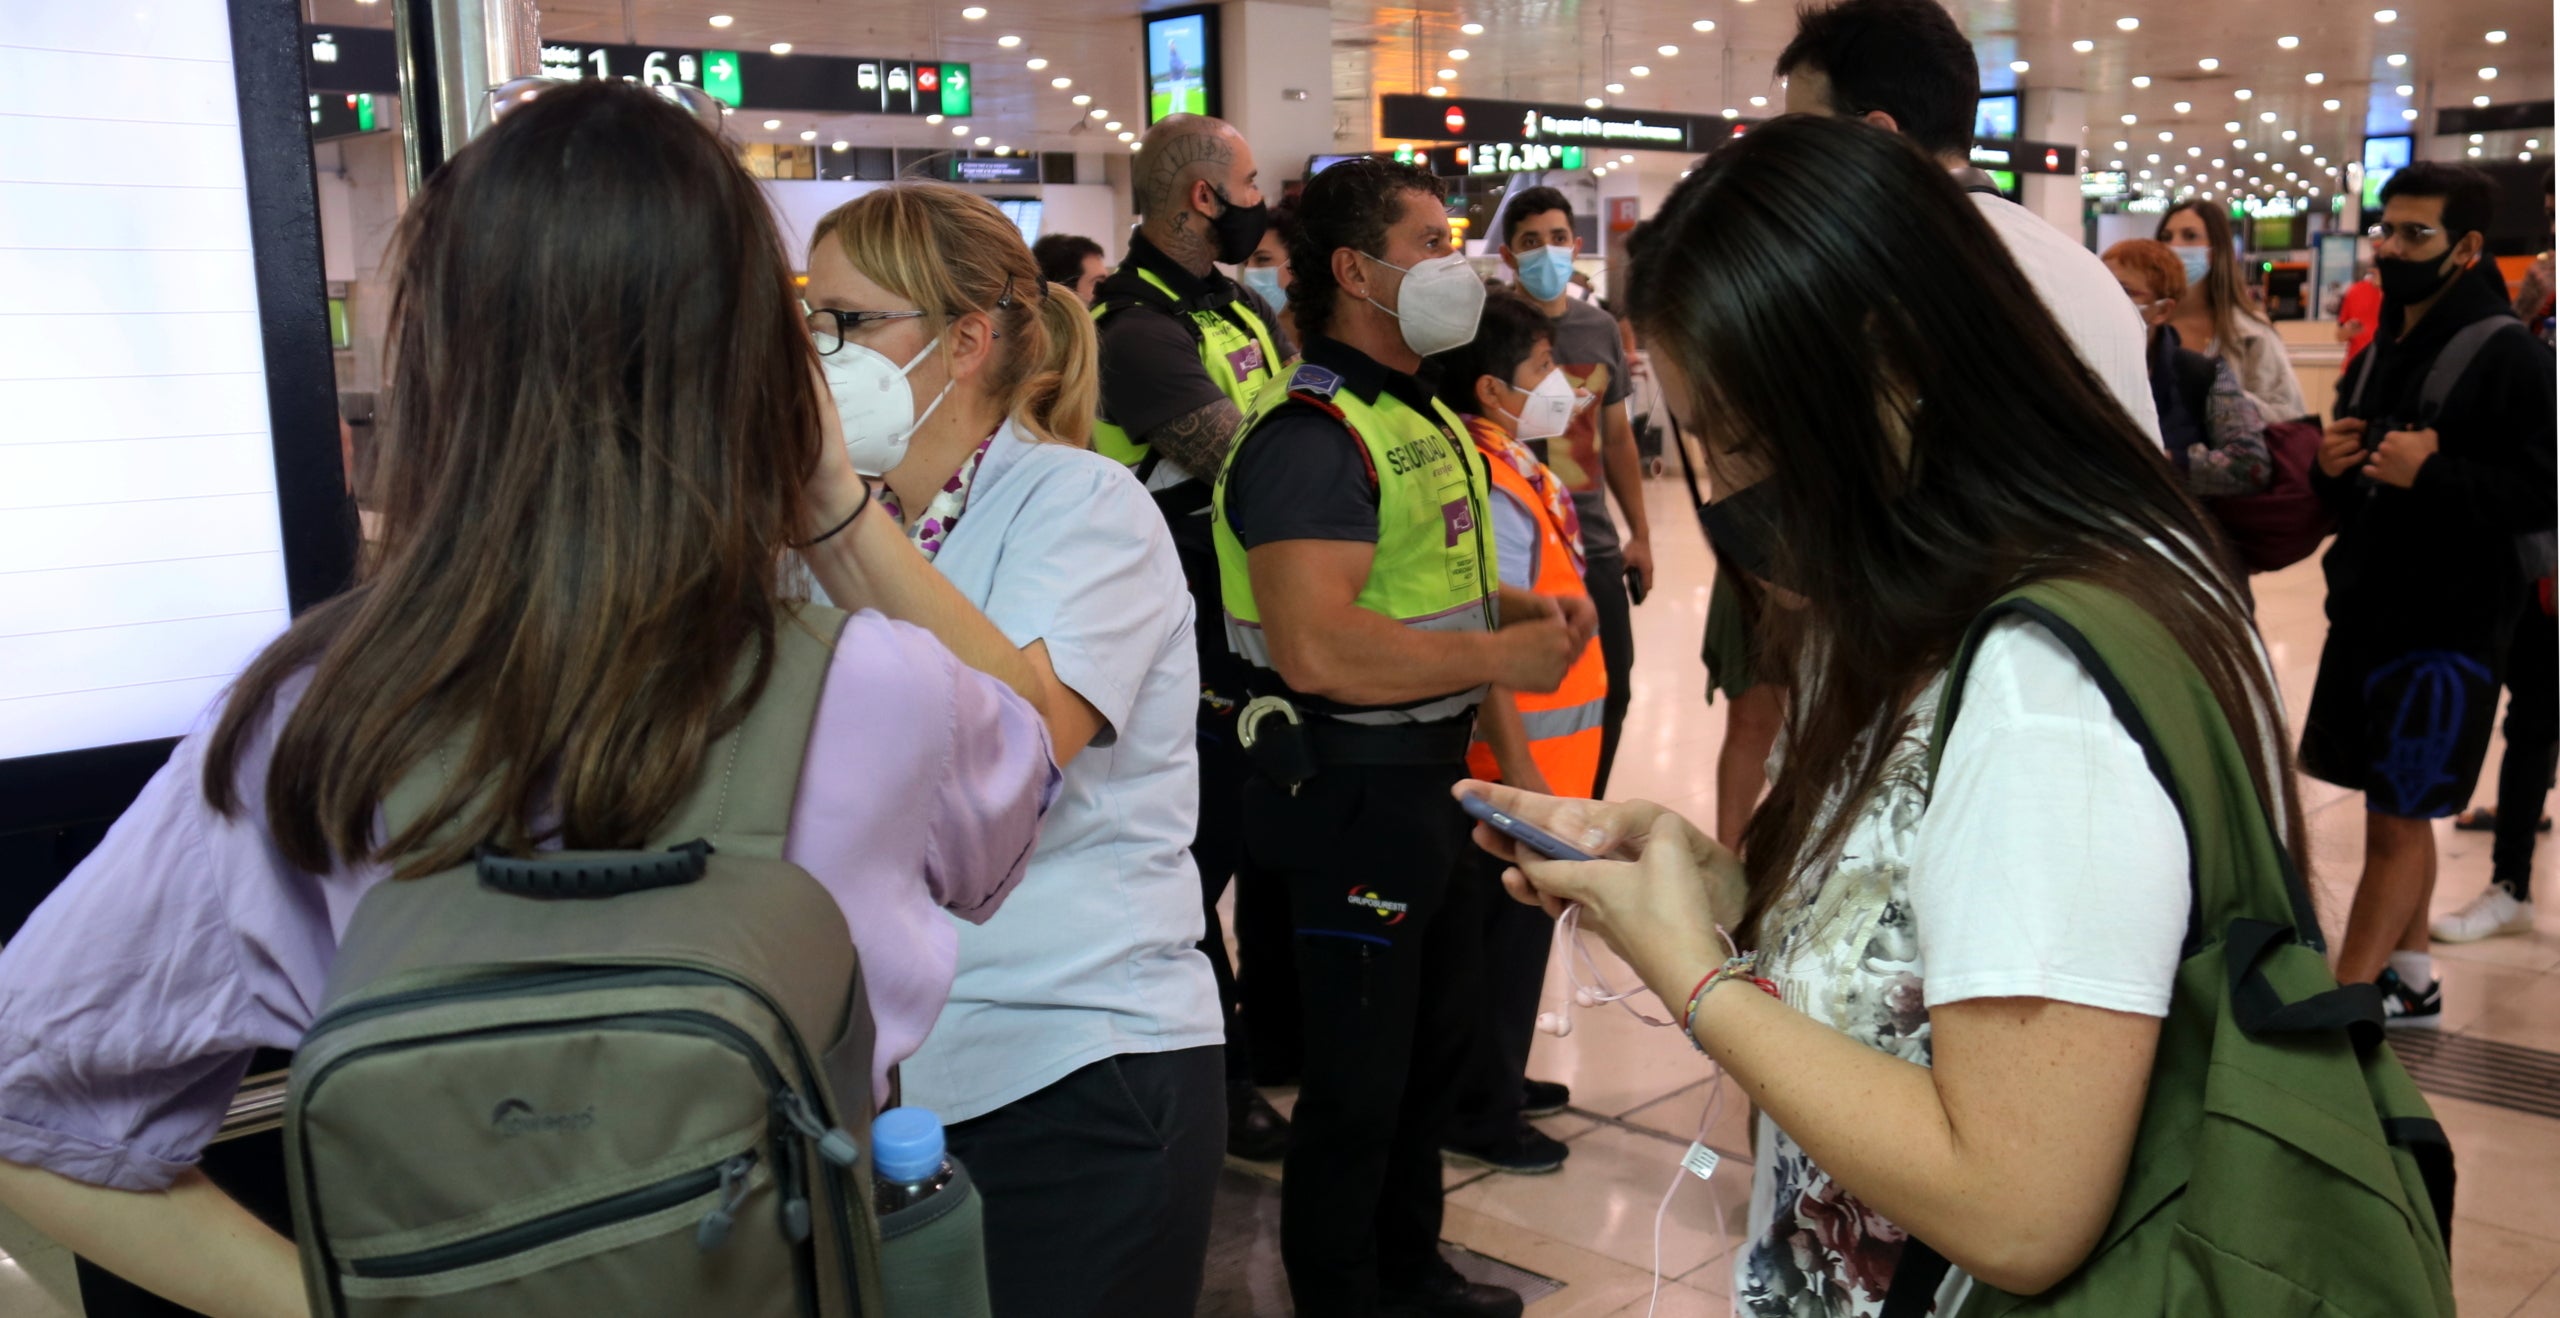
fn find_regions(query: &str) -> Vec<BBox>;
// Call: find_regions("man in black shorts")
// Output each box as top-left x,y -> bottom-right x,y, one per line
2305,161 -> 2557,1024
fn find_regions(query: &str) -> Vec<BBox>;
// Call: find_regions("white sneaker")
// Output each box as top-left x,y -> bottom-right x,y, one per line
2430,888 -> 2535,943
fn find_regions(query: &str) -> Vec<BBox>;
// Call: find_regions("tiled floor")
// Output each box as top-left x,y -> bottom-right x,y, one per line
2,479 -> 2554,1317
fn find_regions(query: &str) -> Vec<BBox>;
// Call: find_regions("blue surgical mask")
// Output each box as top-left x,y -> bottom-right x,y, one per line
2173,245 -> 2213,286
1239,265 -> 1288,316
1514,244 -> 1576,302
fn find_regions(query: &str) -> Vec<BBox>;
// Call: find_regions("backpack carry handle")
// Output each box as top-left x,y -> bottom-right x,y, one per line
476,839 -> 714,899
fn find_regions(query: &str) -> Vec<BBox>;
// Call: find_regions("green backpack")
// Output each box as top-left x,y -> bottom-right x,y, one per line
284,607 -> 895,1317
1886,580 -> 2457,1318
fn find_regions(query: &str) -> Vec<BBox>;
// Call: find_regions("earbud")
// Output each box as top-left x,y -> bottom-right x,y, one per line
1574,986 -> 1601,1008
1535,1011 -> 1572,1037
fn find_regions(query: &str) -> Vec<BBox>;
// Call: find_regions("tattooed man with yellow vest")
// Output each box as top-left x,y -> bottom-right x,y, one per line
1210,156 -> 1586,1318
1090,113 -> 1295,1161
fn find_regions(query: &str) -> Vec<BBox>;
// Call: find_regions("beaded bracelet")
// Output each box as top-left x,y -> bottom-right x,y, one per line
1681,953 -> 1781,1054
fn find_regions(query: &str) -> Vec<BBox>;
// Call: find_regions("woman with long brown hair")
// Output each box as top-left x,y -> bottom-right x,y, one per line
0,83 -> 1058,1315
804,184 -> 1224,1318
1461,116 -> 2314,1311
2156,197 -> 2310,418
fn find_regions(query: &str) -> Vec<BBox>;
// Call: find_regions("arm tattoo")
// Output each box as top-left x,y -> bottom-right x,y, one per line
1143,398 -> 1247,483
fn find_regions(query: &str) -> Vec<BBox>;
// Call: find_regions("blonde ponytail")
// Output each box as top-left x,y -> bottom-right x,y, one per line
1020,280 -> 1098,447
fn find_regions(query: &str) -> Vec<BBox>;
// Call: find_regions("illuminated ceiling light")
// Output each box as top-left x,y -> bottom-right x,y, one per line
2234,88 -> 2252,100
2010,60 -> 2030,73
1025,57 -> 1048,70
2131,75 -> 2152,88
962,6 -> 987,17
2113,138 -> 2129,150
2298,142 -> 2311,152
2532,139 -> 2545,150
1129,141 -> 1141,151
1461,21 -> 1485,35
2487,30 -> 2508,43
2147,153 -> 2161,163
2259,111 -> 2276,122
2234,137 -> 2247,148
2122,113 -> 2138,124
1749,95 -> 1768,107
1051,76 -> 1071,88
1118,131 -> 1135,142
2277,35 -> 2299,49
831,139 -> 850,151
2224,120 -> 2240,131
1438,68 -> 1457,79
994,145 -> 1010,155
1621,153 -> 1636,163
2253,151 -> 2266,160
768,42 -> 792,55
2212,157 -> 2225,166
1419,83 -> 1444,96
2199,57 -> 2220,71
1071,93 -> 1091,105
798,129 -> 817,141
2402,108 -> 2418,120
2468,145 -> 2483,157
1087,108 -> 1105,119
2395,84 -> 2413,96
2474,94 -> 2491,107
2373,7 -> 2395,19
974,135 -> 990,145
2281,128 -> 2296,139
1585,97 -> 1605,108
2314,155 -> 2327,166
2158,129 -> 2173,141
2074,39 -> 2096,53
2110,158 -> 2124,167
2469,132 -> 2485,143
2386,53 -> 2407,67
762,117 -> 781,129
1605,82 -> 1625,94
2479,67 -> 2498,80
1450,48 -> 1470,59
2323,99 -> 2340,111
927,113 -> 943,124
953,124 -> 969,135
1692,17 -> 1716,30
2525,151 -> 2537,161
2188,146 -> 2201,156
2117,16 -> 2140,30
707,13 -> 733,27
2173,100 -> 2192,113
997,34 -> 1020,47
1104,120 -> 1121,131
1631,65 -> 1651,77
1659,44 -> 1680,56
1722,107 -> 1740,118
2304,72 -> 2323,84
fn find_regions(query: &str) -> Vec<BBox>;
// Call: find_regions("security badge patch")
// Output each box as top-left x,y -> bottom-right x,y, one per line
1346,884 -> 1409,925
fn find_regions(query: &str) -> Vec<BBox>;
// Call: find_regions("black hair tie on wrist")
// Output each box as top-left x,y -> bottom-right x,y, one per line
796,480 -> 871,548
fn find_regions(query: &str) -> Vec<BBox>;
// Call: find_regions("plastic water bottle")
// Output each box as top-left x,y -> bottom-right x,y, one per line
871,1107 -> 956,1214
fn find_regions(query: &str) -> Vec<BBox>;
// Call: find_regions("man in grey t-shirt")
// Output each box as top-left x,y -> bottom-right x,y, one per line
1498,186 -> 1653,797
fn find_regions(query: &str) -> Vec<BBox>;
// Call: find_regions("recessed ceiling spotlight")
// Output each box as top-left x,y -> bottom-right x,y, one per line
1129,141 -> 1142,151
2281,128 -> 2296,139
2474,94 -> 2492,107
799,129 -> 816,141
2116,16 -> 2139,30
2469,145 -> 2483,157
1450,48 -> 1470,59
2010,60 -> 2030,73
2147,153 -> 2161,163
2199,57 -> 2219,70
2277,35 -> 2299,48
1119,131 -> 1135,141
962,6 -> 987,17
2224,120 -> 2240,131
2323,98 -> 2340,111
2304,72 -> 2323,84
974,135 -> 990,145
1750,95 -> 1768,107
1631,66 -> 1651,77
1071,93 -> 1090,105
2470,132 -> 2486,143
2487,30 -> 2508,43
1051,77 -> 1071,88
762,118 -> 781,129
1088,108 -> 1105,119
1025,57 -> 1047,70
2113,139 -> 2129,150
2173,100 -> 2191,113
997,34 -> 1020,47
1461,21 -> 1484,34
1585,97 -> 1605,109
1722,107 -> 1740,118
2158,129 -> 2173,141
953,124 -> 969,135
707,13 -> 732,27
1658,44 -> 1679,56
2386,53 -> 2407,67
928,113 -> 943,123
2395,84 -> 2413,96
1692,18 -> 1715,31
2480,67 -> 2499,80
2121,113 -> 2138,124
2132,75 -> 2152,88
2260,110 -> 2276,122
2073,39 -> 2095,53
2373,7 -> 2395,19
2234,88 -> 2252,100
994,145 -> 1009,156
1605,82 -> 1625,94
1105,120 -> 1121,131
2188,145 -> 2201,156
768,42 -> 792,55
2401,108 -> 2417,120
832,140 -> 849,151
1438,68 -> 1456,79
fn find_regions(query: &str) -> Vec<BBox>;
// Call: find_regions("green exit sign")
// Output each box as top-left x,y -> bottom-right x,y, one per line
701,49 -> 743,106
941,62 -> 972,117
1561,145 -> 1583,169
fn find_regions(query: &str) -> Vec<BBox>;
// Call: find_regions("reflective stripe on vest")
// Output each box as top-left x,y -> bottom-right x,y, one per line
1464,422 -> 1608,798
1211,363 -> 1498,723
1091,267 -> 1281,470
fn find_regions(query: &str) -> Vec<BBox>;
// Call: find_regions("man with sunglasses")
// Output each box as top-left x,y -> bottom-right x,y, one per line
2306,161 -> 2557,1023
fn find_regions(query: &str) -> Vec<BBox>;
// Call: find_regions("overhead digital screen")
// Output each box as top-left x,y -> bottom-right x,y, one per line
1145,7 -> 1220,124
1975,92 -> 2020,142
2,1 -> 296,761
2362,134 -> 2413,211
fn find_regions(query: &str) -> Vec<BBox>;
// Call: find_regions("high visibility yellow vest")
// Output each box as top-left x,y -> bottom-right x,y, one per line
1210,359 -> 1498,724
1091,267 -> 1281,472
1464,418 -> 1607,799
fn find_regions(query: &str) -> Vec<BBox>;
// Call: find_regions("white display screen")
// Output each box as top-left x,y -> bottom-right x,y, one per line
0,1 -> 295,760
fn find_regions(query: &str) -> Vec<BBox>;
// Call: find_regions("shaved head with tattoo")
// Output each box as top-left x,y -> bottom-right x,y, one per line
1136,114 -> 1263,278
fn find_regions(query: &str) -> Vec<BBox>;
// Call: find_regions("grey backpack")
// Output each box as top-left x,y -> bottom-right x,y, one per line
284,606 -> 888,1318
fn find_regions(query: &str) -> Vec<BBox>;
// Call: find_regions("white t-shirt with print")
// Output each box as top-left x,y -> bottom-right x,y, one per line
1736,617 -> 2193,1316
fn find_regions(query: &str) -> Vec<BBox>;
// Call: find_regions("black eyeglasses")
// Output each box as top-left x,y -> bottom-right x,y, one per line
806,306 -> 927,355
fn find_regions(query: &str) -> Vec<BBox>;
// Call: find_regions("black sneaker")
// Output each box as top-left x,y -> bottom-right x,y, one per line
1227,1084 -> 1291,1161
1520,1078 -> 1570,1118
1441,1124 -> 1569,1175
2376,968 -> 2442,1029
1380,1264 -> 1525,1318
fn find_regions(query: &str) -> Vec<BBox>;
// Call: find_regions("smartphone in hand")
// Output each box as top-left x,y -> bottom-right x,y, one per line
1460,792 -> 1596,862
1624,565 -> 1648,607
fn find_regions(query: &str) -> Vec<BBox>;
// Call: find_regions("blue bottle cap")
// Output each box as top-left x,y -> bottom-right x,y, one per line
870,1106 -> 945,1184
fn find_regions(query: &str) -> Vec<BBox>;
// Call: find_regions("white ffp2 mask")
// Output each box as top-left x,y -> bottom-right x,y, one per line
1361,251 -> 1486,357
1497,368 -> 1582,441
820,333 -> 952,477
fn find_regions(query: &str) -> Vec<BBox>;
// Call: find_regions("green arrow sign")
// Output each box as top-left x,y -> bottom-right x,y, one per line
941,62 -> 972,117
701,50 -> 743,106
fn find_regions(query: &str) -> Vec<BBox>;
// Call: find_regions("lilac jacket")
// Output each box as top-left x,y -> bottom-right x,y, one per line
0,611 -> 1057,1192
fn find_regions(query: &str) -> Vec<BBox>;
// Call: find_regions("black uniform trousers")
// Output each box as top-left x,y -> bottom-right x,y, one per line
1447,849 -> 1558,1145
1244,758 -> 1491,1315
2493,604 -> 2558,897
1584,547 -> 1636,799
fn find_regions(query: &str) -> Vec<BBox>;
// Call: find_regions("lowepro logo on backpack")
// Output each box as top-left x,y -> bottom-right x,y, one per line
489,1097 -> 597,1137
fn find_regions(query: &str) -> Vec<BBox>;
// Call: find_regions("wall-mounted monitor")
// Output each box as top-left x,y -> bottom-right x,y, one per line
994,198 -> 1044,247
1144,6 -> 1221,125
1975,92 -> 2020,142
2361,134 -> 2413,212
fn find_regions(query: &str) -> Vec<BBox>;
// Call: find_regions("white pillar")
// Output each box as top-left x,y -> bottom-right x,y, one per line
2018,87 -> 2091,246
1218,1 -> 1338,184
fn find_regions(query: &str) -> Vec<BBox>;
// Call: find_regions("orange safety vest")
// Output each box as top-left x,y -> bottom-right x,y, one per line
1464,417 -> 1607,800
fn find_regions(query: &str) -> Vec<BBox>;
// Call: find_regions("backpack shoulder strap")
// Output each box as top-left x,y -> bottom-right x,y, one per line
649,603 -> 849,859
2416,314 -> 2525,423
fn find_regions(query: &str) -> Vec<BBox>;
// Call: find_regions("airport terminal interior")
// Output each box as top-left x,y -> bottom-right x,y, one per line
2,0 -> 2556,1314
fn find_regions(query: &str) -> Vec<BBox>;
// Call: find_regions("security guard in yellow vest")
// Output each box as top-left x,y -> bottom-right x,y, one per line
1210,156 -> 1582,1318
1088,114 -> 1295,1161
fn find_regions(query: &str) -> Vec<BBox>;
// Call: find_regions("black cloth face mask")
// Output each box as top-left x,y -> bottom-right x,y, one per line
2376,248 -> 2465,306
1700,480 -> 1793,592
1207,188 -> 1272,266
